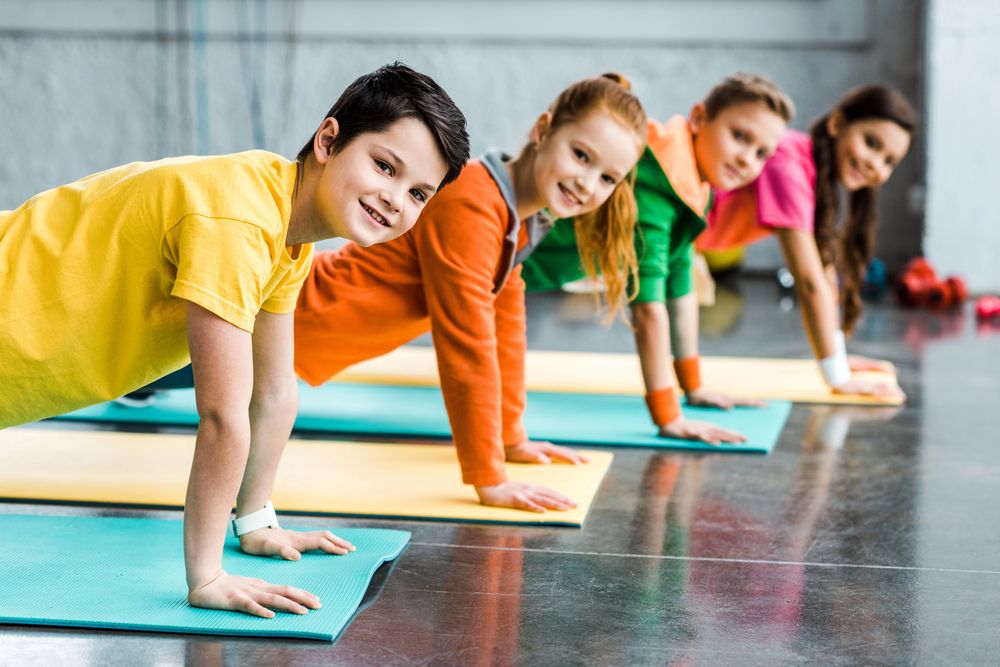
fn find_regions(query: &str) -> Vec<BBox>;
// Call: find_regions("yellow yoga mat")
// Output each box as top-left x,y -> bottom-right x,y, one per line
0,429 -> 611,527
335,346 -> 902,406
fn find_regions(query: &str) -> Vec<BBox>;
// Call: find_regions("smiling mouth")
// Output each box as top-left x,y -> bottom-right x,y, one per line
558,183 -> 582,207
361,202 -> 391,228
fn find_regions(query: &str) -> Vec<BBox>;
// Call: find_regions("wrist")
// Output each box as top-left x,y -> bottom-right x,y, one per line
188,567 -> 225,593
672,356 -> 702,393
232,500 -> 280,537
819,330 -> 851,388
645,386 -> 682,426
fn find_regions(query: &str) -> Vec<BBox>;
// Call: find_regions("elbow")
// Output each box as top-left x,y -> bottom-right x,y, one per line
251,377 -> 299,421
630,301 -> 666,329
196,406 -> 252,446
794,273 -> 827,303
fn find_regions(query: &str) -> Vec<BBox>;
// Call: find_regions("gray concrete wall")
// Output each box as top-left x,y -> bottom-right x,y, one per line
1,0 -> 924,268
924,0 -> 1000,292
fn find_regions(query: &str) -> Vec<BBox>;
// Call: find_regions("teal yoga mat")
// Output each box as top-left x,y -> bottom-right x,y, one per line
0,513 -> 409,641
58,383 -> 791,453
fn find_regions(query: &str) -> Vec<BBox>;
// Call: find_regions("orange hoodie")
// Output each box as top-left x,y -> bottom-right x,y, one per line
295,156 -> 550,486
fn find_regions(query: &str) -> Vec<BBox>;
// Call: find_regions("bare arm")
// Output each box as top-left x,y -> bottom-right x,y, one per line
183,304 -> 334,618
236,310 -> 298,516
778,227 -> 904,399
183,301 -> 254,592
776,227 -> 841,360
631,299 -> 746,444
631,300 -> 677,394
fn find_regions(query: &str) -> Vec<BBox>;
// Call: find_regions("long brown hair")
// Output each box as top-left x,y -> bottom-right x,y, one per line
810,85 -> 916,333
527,73 -> 647,323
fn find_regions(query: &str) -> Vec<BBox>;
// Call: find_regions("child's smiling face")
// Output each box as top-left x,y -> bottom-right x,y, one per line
690,100 -> 786,192
531,111 -> 643,219
832,117 -> 911,191
313,116 -> 448,247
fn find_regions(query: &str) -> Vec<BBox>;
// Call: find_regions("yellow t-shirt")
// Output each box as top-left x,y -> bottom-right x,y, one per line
0,150 -> 314,427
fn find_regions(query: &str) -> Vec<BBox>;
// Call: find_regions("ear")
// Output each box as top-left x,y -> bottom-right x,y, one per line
313,117 -> 341,165
529,111 -> 553,146
688,103 -> 707,133
826,110 -> 845,138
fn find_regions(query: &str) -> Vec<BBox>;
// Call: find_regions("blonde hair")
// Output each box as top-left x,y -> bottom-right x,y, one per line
703,72 -> 795,123
531,72 -> 648,323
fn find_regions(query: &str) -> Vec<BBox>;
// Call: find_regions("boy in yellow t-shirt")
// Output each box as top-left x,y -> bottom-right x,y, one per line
0,63 -> 469,618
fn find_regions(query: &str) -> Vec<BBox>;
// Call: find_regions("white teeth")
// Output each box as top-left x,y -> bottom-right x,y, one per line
364,204 -> 388,226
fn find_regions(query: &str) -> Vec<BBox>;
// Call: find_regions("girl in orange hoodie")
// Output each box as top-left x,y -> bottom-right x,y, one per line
294,74 -> 647,513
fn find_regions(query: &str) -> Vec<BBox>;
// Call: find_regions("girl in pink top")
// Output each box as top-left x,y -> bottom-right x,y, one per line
699,85 -> 916,400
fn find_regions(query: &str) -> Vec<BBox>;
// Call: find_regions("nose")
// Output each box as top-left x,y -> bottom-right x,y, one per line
735,146 -> 753,168
575,171 -> 597,199
874,162 -> 892,185
379,188 -> 402,214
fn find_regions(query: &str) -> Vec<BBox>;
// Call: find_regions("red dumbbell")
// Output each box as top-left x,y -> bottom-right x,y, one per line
897,257 -> 939,307
896,257 -> 968,310
976,295 -> 1000,320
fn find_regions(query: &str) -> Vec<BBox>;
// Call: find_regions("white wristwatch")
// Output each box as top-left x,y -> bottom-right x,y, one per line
232,500 -> 280,537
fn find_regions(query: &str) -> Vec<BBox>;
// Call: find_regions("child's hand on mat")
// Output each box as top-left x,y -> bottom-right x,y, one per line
505,440 -> 589,465
847,354 -> 896,373
476,481 -> 577,513
685,388 -> 765,410
239,527 -> 356,560
658,418 -> 748,445
187,569 -> 321,618
833,377 -> 906,401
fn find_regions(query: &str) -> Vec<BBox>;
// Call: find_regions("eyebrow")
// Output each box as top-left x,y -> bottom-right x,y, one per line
375,144 -> 438,194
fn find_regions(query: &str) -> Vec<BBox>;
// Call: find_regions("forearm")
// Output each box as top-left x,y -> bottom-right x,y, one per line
666,293 -> 699,359
236,375 -> 298,516
630,300 -> 675,392
184,414 -> 252,590
795,276 -> 842,360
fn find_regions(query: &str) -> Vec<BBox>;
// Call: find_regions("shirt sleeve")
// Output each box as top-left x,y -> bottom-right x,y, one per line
755,151 -> 816,232
164,214 -> 272,332
262,242 -> 315,314
665,240 -> 694,300
494,266 -> 528,447
632,192 -> 679,304
414,194 -> 510,487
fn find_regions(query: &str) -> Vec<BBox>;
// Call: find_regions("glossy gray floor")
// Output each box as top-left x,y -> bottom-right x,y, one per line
2,277 -> 999,666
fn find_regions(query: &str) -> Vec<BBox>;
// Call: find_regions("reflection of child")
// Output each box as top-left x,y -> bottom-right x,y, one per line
294,74 -> 647,513
524,74 -> 792,443
0,63 -> 470,617
700,85 -> 915,399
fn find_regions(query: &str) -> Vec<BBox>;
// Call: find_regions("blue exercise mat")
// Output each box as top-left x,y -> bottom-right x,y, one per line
0,513 -> 409,641
58,383 -> 791,453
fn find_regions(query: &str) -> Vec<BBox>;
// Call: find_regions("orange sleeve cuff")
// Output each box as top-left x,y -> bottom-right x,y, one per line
645,387 -> 682,427
673,356 -> 702,393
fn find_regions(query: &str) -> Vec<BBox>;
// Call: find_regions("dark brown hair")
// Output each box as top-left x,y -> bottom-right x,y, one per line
810,85 -> 917,333
297,62 -> 469,188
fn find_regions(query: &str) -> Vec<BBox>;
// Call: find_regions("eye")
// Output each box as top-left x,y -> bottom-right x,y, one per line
410,188 -> 427,203
601,174 -> 616,186
864,134 -> 880,150
375,158 -> 393,175
573,147 -> 590,163
733,129 -> 749,143
756,147 -> 769,160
